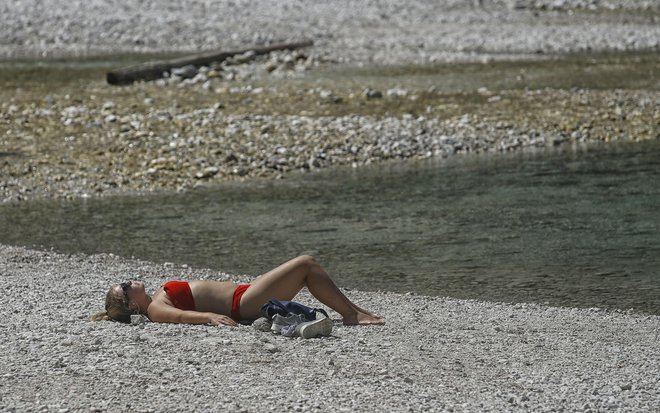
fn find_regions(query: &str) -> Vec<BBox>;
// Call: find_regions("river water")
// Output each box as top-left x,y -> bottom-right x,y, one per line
1,140 -> 659,314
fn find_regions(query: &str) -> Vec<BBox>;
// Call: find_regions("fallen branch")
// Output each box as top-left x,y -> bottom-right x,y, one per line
106,40 -> 313,86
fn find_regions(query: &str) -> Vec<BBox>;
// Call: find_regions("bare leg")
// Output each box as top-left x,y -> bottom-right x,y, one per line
239,255 -> 384,325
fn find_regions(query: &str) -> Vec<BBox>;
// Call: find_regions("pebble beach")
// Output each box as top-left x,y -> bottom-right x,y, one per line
1,0 -> 660,411
2,245 -> 659,412
1,0 -> 659,203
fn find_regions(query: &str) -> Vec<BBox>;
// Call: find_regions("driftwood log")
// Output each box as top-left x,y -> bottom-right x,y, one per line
106,40 -> 313,86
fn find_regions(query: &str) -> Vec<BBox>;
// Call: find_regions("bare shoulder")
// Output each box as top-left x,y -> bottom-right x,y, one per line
147,287 -> 177,322
147,295 -> 173,319
151,285 -> 171,305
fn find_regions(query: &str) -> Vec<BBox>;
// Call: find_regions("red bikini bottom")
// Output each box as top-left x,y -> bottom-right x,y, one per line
230,284 -> 251,321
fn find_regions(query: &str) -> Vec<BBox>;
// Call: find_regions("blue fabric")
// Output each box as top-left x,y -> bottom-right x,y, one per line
260,299 -> 329,322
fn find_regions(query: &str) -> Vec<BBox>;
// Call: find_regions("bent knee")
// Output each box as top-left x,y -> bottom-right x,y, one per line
295,255 -> 318,267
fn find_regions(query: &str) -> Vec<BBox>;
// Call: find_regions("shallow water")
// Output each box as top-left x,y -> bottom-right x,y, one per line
1,51 -> 657,93
317,52 -> 660,92
1,140 -> 659,314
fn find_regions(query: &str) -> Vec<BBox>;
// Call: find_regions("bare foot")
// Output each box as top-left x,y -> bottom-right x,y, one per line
343,311 -> 385,326
353,305 -> 381,319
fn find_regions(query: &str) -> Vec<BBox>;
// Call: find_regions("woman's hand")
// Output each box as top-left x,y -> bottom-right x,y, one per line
207,313 -> 238,327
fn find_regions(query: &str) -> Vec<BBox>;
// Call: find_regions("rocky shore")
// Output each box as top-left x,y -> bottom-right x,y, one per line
1,0 -> 659,204
1,0 -> 659,62
1,244 -> 659,412
1,1 -> 660,411
1,52 -> 658,203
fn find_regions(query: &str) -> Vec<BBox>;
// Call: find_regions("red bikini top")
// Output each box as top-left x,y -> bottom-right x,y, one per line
163,281 -> 196,311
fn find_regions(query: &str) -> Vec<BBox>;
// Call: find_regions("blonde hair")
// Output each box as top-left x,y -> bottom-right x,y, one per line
90,286 -> 132,323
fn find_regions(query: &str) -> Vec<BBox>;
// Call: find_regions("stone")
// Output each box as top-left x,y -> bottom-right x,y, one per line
131,314 -> 148,325
171,65 -> 198,79
195,166 -> 219,179
363,88 -> 383,99
386,88 -> 408,97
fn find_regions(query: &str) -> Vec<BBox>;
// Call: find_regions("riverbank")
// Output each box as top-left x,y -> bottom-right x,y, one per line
1,1 -> 659,411
1,244 -> 658,412
2,52 -> 658,204
1,0 -> 659,62
1,0 -> 659,204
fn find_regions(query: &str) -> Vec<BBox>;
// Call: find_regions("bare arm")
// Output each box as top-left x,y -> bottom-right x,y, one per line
147,302 -> 237,326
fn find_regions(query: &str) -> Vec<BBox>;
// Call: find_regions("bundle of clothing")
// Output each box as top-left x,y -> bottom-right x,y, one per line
254,299 -> 333,339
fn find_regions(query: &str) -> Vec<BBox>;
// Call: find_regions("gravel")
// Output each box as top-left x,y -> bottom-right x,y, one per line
1,244 -> 659,412
2,79 -> 657,203
2,2 -> 659,411
1,0 -> 658,204
1,0 -> 659,62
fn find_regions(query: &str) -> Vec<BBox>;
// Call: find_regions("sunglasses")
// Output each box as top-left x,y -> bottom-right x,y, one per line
120,281 -> 132,301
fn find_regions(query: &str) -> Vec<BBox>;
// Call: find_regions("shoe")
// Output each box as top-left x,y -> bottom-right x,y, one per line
271,313 -> 307,336
252,317 -> 272,332
296,317 -> 333,339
